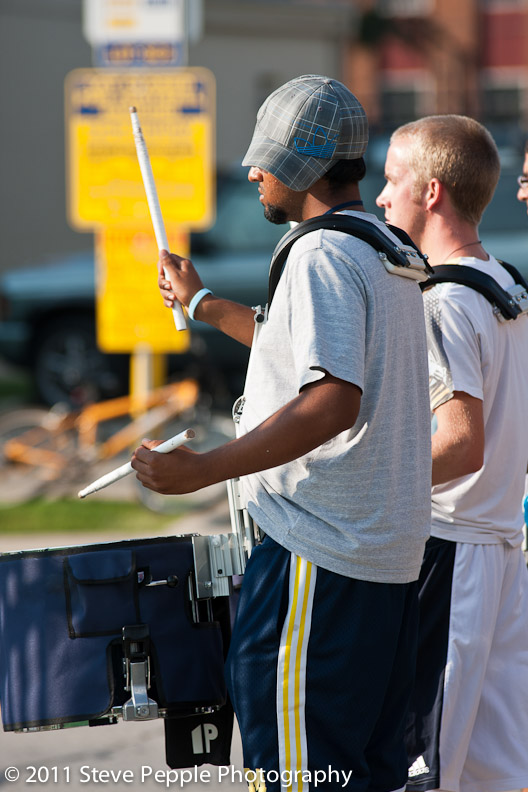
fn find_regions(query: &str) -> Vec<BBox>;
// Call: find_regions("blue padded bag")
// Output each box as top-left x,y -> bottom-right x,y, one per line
0,536 -> 227,731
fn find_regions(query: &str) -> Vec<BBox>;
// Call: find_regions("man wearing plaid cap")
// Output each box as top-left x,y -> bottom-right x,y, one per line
133,75 -> 432,791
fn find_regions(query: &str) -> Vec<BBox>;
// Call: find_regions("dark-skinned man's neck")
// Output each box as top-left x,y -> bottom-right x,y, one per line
301,185 -> 365,221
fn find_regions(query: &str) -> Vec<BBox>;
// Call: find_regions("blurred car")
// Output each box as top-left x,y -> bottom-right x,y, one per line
0,173 -> 284,407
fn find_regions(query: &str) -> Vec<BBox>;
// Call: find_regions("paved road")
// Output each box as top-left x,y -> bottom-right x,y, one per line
0,719 -> 246,791
0,498 -> 247,791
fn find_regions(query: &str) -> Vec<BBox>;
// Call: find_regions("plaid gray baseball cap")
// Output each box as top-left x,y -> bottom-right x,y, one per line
242,74 -> 368,191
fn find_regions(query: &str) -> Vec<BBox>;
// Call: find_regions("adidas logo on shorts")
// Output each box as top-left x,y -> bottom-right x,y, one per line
408,756 -> 430,777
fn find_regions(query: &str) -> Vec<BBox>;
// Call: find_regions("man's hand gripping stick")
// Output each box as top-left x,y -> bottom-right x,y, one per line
78,429 -> 195,499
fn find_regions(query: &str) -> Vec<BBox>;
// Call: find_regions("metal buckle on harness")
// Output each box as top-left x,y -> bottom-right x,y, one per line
232,395 -> 246,425
378,245 -> 431,282
190,478 -> 260,601
183,393 -> 260,607
119,625 -> 159,721
494,282 -> 528,323
252,304 -> 268,324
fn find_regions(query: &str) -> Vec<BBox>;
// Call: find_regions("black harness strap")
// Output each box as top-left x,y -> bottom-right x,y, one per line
267,215 -> 527,322
497,260 -> 528,290
421,263 -> 528,321
267,214 -> 432,307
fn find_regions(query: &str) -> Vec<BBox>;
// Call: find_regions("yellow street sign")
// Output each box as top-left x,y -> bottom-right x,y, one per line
96,226 -> 191,353
65,68 -> 215,230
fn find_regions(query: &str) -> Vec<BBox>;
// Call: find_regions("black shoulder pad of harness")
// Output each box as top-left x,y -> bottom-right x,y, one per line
497,260 -> 528,290
267,214 -> 433,307
421,263 -> 528,321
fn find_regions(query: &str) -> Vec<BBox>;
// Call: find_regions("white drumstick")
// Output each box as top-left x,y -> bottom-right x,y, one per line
129,106 -> 186,331
78,428 -> 195,499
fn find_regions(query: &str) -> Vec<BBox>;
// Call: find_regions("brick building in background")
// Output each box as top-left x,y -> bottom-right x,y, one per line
343,0 -> 528,143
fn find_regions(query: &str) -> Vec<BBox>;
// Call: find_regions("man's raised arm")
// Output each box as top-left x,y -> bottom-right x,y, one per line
158,249 -> 256,347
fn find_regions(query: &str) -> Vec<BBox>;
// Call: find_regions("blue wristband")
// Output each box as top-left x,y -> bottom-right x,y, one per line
188,288 -> 213,320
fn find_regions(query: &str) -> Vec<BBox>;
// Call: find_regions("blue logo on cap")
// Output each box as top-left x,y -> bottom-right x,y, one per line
293,126 -> 338,158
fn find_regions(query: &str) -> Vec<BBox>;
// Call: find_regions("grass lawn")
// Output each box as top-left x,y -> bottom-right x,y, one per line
0,498 -> 185,535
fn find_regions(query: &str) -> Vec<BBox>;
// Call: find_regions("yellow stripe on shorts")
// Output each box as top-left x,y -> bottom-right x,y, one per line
276,554 -> 317,792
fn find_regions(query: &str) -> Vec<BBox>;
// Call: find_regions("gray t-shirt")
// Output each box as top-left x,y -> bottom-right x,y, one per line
239,212 -> 432,583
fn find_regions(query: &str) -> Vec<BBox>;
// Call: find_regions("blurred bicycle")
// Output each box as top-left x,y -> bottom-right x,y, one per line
0,378 -> 233,510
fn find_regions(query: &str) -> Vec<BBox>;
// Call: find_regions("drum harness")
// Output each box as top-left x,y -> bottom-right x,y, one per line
219,215 -> 528,605
420,261 -> 528,321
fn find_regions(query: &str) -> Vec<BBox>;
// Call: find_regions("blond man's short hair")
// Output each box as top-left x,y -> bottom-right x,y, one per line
391,115 -> 500,226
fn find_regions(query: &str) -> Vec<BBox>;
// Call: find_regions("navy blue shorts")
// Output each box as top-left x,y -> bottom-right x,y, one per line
226,536 -> 419,792
405,537 -> 456,792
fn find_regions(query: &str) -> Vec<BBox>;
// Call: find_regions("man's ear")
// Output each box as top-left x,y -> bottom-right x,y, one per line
424,177 -> 442,210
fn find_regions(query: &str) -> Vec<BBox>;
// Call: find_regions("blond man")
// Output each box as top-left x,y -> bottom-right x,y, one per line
377,115 -> 528,792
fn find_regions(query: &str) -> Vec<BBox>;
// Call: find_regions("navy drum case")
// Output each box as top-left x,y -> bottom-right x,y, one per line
0,534 -> 235,766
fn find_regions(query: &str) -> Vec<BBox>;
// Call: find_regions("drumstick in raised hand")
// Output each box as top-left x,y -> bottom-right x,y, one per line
78,428 -> 195,499
129,106 -> 186,331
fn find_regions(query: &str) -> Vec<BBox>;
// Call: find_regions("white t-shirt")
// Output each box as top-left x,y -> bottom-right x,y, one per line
424,255 -> 528,546
239,212 -> 432,584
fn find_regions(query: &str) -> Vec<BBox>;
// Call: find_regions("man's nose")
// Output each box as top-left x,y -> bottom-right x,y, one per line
248,166 -> 263,182
376,189 -> 387,208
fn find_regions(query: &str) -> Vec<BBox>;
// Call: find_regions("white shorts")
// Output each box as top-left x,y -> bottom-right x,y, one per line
406,539 -> 528,792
